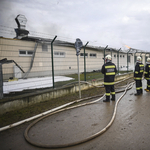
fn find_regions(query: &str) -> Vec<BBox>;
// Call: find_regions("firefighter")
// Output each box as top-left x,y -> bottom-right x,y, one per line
134,56 -> 144,95
144,57 -> 150,92
101,55 -> 117,102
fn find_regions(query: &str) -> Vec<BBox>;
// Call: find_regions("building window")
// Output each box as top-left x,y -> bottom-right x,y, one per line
120,55 -> 122,57
114,54 -> 116,58
80,53 -> 88,57
19,50 -> 33,56
42,43 -> 48,51
128,56 -> 131,62
28,51 -> 33,55
54,51 -> 65,57
90,53 -> 96,58
123,55 -> 124,58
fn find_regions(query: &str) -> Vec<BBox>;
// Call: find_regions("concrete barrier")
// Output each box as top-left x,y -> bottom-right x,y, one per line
0,73 -> 133,115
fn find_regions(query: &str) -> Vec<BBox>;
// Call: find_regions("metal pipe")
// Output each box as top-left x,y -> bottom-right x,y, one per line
84,42 -> 89,81
13,61 -> 25,73
23,42 -> 38,78
51,36 -> 57,89
0,59 -> 25,73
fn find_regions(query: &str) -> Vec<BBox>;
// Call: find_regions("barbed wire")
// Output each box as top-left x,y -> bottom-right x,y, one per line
0,24 -> 116,48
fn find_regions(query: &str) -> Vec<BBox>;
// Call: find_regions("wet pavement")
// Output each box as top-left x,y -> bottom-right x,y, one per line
1,80 -> 150,150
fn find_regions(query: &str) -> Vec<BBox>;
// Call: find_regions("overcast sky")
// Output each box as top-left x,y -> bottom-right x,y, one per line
0,0 -> 150,51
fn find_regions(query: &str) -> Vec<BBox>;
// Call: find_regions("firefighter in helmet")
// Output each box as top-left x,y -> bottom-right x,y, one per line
101,54 -> 117,102
144,57 -> 150,92
134,56 -> 144,95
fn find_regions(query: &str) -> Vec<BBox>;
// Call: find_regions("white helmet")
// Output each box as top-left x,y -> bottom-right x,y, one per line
105,55 -> 112,60
147,57 -> 150,62
137,56 -> 141,61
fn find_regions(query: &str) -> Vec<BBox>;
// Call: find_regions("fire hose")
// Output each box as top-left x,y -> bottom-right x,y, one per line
24,80 -> 135,148
0,77 -> 132,132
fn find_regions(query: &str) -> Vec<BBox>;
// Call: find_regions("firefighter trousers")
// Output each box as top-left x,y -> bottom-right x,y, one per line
104,85 -> 115,100
135,79 -> 143,94
146,80 -> 150,90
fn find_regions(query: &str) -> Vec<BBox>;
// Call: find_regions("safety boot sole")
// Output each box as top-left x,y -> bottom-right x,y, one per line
103,100 -> 110,102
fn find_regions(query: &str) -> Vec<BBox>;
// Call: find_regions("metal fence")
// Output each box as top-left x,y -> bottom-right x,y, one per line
0,36 -> 150,99
0,37 -> 102,99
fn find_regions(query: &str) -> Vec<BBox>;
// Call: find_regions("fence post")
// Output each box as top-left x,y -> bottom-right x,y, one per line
0,63 -> 3,99
84,41 -> 89,81
103,45 -> 108,64
117,48 -> 121,74
134,50 -> 137,67
145,53 -> 148,64
51,36 -> 57,89
140,52 -> 144,64
111,49 -> 112,58
127,49 -> 131,73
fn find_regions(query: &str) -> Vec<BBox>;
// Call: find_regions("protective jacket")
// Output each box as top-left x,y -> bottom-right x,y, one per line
134,62 -> 144,79
144,63 -> 150,80
101,62 -> 117,85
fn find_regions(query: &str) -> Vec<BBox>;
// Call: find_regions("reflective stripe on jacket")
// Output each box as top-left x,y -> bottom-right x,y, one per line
101,62 -> 117,85
134,62 -> 144,79
144,63 -> 150,79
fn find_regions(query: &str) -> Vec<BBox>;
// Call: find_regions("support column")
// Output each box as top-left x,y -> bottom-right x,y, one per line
0,63 -> 3,99
84,42 -> 89,81
51,36 -> 57,89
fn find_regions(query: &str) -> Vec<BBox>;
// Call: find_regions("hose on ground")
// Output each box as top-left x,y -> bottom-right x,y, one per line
0,77 -> 133,132
62,76 -> 133,88
24,81 -> 134,148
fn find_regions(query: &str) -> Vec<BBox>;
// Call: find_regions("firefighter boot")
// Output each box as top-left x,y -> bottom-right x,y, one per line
103,99 -> 110,102
135,89 -> 141,95
134,93 -> 141,96
111,95 -> 115,101
103,97 -> 110,102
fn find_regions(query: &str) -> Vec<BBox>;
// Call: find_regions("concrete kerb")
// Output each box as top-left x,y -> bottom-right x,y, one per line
0,73 -> 133,115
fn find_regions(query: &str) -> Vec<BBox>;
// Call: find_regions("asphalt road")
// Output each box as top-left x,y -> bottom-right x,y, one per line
1,80 -> 150,150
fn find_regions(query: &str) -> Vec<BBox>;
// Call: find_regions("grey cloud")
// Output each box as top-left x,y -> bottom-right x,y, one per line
0,0 -> 150,51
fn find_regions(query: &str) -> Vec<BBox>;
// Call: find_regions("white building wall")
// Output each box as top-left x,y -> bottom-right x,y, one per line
0,37 -> 137,80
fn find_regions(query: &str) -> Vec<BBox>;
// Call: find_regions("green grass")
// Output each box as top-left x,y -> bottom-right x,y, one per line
66,71 -> 104,81
54,70 -> 133,88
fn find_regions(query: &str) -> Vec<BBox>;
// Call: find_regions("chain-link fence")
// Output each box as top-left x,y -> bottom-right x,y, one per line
0,37 -> 105,99
0,35 -> 149,99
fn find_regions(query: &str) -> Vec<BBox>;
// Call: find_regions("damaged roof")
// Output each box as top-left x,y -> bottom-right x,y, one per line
21,36 -> 125,53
